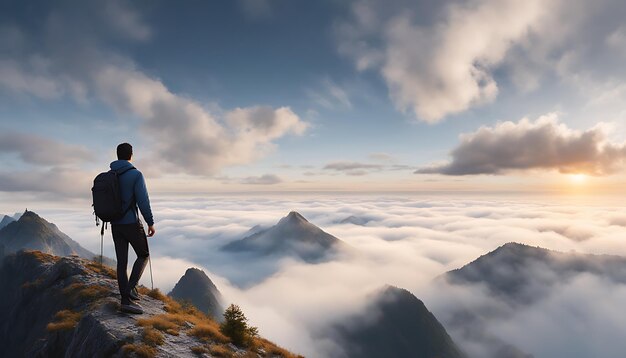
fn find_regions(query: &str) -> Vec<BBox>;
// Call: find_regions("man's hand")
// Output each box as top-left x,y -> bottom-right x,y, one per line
148,225 -> 156,237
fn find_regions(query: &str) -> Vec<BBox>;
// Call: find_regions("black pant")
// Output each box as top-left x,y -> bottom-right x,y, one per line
112,221 -> 149,304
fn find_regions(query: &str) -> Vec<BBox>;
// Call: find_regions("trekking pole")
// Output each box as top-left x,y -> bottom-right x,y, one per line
144,222 -> 154,290
100,222 -> 106,267
148,255 -> 154,290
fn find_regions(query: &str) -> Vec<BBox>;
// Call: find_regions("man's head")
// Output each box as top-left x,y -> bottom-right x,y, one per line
117,143 -> 133,161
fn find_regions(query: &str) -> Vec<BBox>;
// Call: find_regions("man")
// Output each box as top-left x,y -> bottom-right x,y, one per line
110,143 -> 156,314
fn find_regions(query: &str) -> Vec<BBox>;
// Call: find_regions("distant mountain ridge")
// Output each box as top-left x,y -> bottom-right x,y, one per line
169,268 -> 224,319
437,242 -> 626,358
445,242 -> 626,304
221,211 -> 347,262
332,285 -> 466,358
0,215 -> 15,230
0,210 -> 100,263
338,215 -> 371,226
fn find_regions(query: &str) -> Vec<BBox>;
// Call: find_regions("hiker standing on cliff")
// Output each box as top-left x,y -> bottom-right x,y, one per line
110,143 -> 156,314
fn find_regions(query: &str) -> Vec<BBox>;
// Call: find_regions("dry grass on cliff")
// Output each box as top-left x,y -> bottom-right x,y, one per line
188,322 -> 229,344
46,310 -> 83,332
137,290 -> 228,343
63,282 -> 111,305
254,338 -> 303,358
121,343 -> 158,358
137,315 -> 182,336
134,288 -> 302,358
208,343 -> 234,357
190,345 -> 209,355
142,326 -> 165,346
85,261 -> 117,279
24,250 -> 59,264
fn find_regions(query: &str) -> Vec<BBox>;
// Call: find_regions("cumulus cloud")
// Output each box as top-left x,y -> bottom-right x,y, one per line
0,132 -> 93,166
337,0 -> 626,122
0,1 -> 308,178
239,174 -> 283,185
338,0 -> 552,121
415,114 -> 626,175
95,66 -> 308,175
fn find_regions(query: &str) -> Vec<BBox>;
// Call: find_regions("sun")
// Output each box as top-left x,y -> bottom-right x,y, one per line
568,173 -> 588,184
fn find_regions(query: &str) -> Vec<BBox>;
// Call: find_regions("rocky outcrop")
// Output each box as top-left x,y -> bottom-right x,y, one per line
331,286 -> 466,358
0,250 -> 300,358
169,268 -> 224,319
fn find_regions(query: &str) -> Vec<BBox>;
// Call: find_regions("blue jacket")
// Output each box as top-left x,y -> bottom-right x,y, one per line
109,160 -> 154,226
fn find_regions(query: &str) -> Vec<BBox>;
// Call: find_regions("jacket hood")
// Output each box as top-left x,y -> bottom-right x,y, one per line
110,160 -> 134,171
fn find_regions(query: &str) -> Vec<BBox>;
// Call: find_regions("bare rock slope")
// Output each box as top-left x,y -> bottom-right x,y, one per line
0,250 -> 300,358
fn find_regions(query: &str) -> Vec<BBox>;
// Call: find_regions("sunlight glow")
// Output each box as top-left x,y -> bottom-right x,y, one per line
569,173 -> 588,184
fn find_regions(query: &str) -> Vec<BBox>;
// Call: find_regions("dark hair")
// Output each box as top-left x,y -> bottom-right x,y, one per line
117,143 -> 133,160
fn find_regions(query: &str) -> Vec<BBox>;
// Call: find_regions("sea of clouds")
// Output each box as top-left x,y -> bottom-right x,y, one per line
7,193 -> 626,357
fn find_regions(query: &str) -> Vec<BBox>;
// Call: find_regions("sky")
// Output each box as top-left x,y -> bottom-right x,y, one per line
3,3 -> 626,356
1,0 -> 626,200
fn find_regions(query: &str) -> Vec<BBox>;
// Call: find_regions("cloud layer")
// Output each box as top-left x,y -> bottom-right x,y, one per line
20,194 -> 626,357
416,114 -> 626,175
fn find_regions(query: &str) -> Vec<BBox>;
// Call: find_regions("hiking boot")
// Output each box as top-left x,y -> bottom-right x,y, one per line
121,301 -> 143,314
129,287 -> 140,301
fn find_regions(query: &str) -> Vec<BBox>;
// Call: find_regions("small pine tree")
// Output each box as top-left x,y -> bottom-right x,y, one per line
219,304 -> 258,347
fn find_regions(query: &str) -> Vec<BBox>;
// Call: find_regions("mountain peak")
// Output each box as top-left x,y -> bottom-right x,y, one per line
331,284 -> 466,358
281,211 -> 309,224
0,215 -> 15,230
222,211 -> 347,263
18,210 -> 47,224
0,210 -> 96,261
169,267 -> 223,318
180,267 -> 219,291
498,242 -> 536,251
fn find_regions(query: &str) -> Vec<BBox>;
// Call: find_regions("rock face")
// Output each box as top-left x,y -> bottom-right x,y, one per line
222,211 -> 347,262
169,268 -> 224,319
0,250 -> 299,358
0,214 -> 15,230
0,211 -> 96,260
332,286 -> 466,358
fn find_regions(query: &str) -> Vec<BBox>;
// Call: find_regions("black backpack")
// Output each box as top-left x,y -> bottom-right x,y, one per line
92,166 -> 137,223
